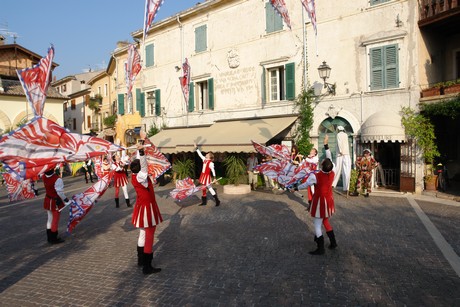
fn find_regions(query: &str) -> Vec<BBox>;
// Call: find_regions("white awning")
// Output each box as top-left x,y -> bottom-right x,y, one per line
149,116 -> 298,153
360,111 -> 406,143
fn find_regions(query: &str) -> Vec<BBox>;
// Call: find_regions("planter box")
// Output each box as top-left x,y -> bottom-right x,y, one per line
223,184 -> 251,195
424,175 -> 438,191
421,87 -> 441,98
443,83 -> 460,95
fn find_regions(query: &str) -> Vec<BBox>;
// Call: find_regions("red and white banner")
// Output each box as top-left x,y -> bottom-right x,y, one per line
301,0 -> 317,35
1,171 -> 36,202
179,58 -> 191,106
144,0 -> 165,38
270,0 -> 291,29
16,45 -> 55,118
125,44 -> 142,99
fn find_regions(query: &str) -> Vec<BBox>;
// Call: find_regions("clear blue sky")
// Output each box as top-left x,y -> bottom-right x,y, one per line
1,0 -> 199,79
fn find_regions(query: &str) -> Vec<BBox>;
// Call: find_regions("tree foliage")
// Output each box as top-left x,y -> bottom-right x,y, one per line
293,88 -> 315,155
223,154 -> 247,185
420,96 -> 460,119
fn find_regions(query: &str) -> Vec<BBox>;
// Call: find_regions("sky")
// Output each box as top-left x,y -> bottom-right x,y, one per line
1,0 -> 200,79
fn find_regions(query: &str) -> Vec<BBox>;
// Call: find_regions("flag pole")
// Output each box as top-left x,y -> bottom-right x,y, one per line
302,8 -> 307,90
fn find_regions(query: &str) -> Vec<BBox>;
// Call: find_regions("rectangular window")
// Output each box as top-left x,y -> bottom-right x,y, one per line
73,118 -> 76,130
268,67 -> 285,102
193,78 -> 214,111
71,99 -> 76,110
104,84 -> 108,97
62,84 -> 67,92
127,94 -> 133,114
370,0 -> 390,5
97,86 -> 101,95
195,25 -> 207,53
147,91 -> 156,116
264,62 -> 295,102
64,102 -> 67,112
145,44 -> 154,67
265,2 -> 283,33
370,44 -> 399,90
87,116 -> 91,128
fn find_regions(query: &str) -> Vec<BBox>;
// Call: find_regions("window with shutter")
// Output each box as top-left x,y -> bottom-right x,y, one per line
118,94 -> 124,115
140,91 -> 145,117
188,82 -> 195,112
370,44 -> 399,90
208,78 -> 214,110
265,2 -> 283,33
370,0 -> 390,5
145,44 -> 154,67
195,25 -> 207,53
285,62 -> 295,100
155,89 -> 161,116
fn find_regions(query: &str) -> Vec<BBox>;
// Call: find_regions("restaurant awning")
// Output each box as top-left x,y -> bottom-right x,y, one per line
149,116 -> 298,153
360,111 -> 406,143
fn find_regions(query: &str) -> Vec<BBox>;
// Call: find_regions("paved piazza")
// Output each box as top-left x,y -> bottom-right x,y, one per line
0,175 -> 459,306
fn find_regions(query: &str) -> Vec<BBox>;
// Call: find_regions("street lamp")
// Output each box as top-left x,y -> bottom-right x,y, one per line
317,61 -> 336,95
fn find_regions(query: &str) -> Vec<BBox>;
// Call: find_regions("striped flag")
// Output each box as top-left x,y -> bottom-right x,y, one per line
301,0 -> 317,35
179,58 -> 191,106
0,117 -> 122,180
143,137 -> 171,181
125,44 -> 142,99
1,170 -> 36,202
16,45 -> 55,118
270,0 -> 291,29
143,0 -> 165,37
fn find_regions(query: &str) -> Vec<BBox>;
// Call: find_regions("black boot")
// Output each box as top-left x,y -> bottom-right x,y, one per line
46,229 -> 52,243
326,230 -> 338,249
50,231 -> 65,244
213,194 -> 220,207
143,253 -> 161,275
137,246 -> 144,267
199,196 -> 207,206
115,198 -> 119,208
309,235 -> 325,255
126,199 -> 131,207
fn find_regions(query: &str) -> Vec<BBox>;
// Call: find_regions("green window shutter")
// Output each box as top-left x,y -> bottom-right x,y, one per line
370,0 -> 389,5
285,62 -> 295,100
195,25 -> 207,53
188,82 -> 195,112
385,44 -> 399,89
155,89 -> 161,116
136,88 -> 141,114
261,68 -> 266,105
118,94 -> 124,115
370,47 -> 384,90
140,91 -> 145,117
265,2 -> 283,33
208,78 -> 214,110
145,44 -> 154,67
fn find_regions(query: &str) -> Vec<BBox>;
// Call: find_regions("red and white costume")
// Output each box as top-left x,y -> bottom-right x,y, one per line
112,160 -> 128,187
196,148 -> 216,195
43,171 -> 68,242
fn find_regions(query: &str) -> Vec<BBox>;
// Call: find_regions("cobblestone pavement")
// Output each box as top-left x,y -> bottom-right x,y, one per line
0,175 -> 459,306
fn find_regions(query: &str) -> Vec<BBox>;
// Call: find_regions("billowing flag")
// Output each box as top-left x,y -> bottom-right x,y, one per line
144,0 -> 165,37
125,44 -> 142,99
270,0 -> 291,29
251,140 -> 290,161
301,0 -> 317,35
0,117 -> 122,180
16,45 -> 55,118
1,171 -> 36,202
170,177 -> 203,201
67,172 -> 114,233
179,58 -> 191,107
143,137 -> 171,180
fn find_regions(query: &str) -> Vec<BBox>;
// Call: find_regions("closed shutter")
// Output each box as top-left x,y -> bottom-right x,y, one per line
370,47 -> 384,90
208,78 -> 214,110
195,25 -> 207,53
265,2 -> 283,33
145,44 -> 154,67
188,82 -> 194,112
140,91 -> 145,117
118,94 -> 124,115
136,88 -> 141,115
385,44 -> 399,89
285,62 -> 295,100
370,45 -> 399,90
155,89 -> 161,116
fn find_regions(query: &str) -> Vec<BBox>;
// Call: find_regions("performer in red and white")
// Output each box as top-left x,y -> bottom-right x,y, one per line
43,166 -> 72,244
298,135 -> 338,255
301,147 -> 319,205
111,153 -> 131,208
194,142 -> 220,206
130,139 -> 163,275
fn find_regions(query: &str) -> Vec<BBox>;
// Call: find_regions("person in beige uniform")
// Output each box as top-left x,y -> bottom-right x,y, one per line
332,126 -> 351,193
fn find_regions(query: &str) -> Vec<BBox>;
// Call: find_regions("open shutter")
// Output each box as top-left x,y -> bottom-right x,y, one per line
140,91 -> 145,117
370,47 -> 384,90
145,44 -> 154,67
136,88 -> 141,114
385,44 -> 399,89
188,82 -> 195,112
261,68 -> 266,105
208,78 -> 214,110
155,89 -> 161,116
118,94 -> 124,115
285,62 -> 295,100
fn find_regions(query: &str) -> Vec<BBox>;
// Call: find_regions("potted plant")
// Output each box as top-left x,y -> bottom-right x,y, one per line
171,158 -> 195,182
222,154 -> 251,195
401,107 -> 440,190
443,79 -> 460,95
421,83 -> 443,98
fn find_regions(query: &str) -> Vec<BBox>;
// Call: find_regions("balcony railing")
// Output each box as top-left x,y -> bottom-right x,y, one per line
419,0 -> 459,20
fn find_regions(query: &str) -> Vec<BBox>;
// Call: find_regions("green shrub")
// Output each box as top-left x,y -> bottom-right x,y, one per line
172,158 -> 195,180
223,154 -> 247,185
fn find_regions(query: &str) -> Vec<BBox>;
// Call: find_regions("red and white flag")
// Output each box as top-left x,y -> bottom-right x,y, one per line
67,172 -> 114,234
179,58 -> 191,106
270,0 -> 291,29
16,45 -> 55,118
0,117 -> 122,180
143,0 -> 165,38
125,44 -> 142,99
301,0 -> 317,35
142,137 -> 171,181
1,171 -> 36,202
170,177 -> 203,201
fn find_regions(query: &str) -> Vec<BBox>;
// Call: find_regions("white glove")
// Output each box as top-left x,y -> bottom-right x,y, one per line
64,198 -> 73,206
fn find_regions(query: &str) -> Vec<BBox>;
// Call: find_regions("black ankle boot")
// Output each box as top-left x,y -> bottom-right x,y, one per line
143,253 -> 161,275
50,231 -> 65,244
309,235 -> 325,255
126,199 -> 131,207
137,246 -> 143,266
213,194 -> 220,206
199,196 -> 207,206
326,230 -> 338,249
115,198 -> 119,208
46,229 -> 52,243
